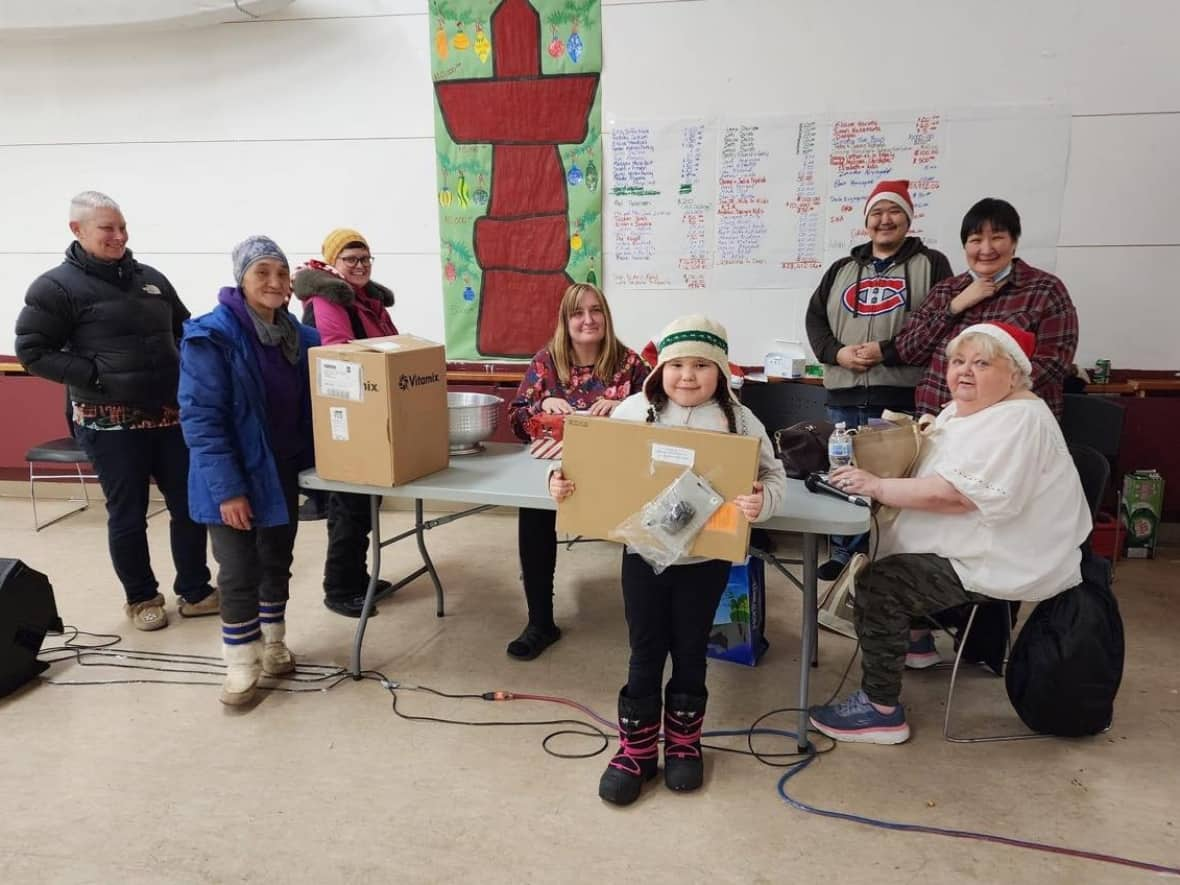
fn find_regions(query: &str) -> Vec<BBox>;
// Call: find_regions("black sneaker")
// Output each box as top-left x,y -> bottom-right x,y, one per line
817,558 -> 849,582
323,596 -> 380,618
298,497 -> 327,522
371,578 -> 397,601
506,624 -> 562,661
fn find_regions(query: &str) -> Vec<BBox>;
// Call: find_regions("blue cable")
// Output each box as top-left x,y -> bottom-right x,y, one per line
770,734 -> 1180,877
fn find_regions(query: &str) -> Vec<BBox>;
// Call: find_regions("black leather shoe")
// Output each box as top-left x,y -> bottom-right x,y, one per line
817,559 -> 848,582
506,624 -> 562,660
323,596 -> 380,618
298,498 -> 327,521
371,579 -> 397,601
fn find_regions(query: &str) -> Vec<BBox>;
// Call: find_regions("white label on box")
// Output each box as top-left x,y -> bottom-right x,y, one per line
318,359 -> 363,401
651,443 -> 695,468
329,407 -> 349,441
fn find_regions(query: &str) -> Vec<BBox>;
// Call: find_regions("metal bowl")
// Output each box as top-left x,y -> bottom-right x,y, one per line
447,392 -> 501,455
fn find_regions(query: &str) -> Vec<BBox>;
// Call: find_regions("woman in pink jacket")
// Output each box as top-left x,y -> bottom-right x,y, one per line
293,228 -> 398,617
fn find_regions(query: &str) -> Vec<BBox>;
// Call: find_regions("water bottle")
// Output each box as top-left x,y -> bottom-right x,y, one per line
828,422 -> 852,470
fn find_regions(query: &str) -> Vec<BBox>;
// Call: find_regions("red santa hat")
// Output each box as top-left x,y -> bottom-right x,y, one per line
951,322 -> 1035,374
864,179 -> 914,223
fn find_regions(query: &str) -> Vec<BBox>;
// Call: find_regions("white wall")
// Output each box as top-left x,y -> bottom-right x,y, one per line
2,0 -> 1178,369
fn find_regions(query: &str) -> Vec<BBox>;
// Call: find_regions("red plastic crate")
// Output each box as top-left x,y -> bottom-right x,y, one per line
1090,511 -> 1123,561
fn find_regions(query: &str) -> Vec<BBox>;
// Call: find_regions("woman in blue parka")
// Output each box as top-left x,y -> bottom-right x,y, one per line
180,236 -> 319,706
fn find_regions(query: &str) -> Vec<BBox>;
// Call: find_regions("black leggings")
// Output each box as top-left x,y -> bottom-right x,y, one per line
517,507 -> 558,628
621,552 -> 731,699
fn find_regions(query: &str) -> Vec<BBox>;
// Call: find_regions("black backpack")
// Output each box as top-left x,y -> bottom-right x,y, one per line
1005,550 -> 1125,736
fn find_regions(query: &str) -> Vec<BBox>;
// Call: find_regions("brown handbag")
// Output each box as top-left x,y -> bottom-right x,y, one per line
773,420 -> 835,480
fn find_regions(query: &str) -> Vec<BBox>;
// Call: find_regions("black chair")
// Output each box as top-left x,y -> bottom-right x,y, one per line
1062,394 -> 1125,461
1069,443 -> 1111,521
740,381 -> 827,435
941,443 -> 1108,742
26,438 -> 95,531
741,381 -> 830,664
27,388 -> 169,531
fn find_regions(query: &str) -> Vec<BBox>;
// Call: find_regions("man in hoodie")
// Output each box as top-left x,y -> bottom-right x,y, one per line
804,180 -> 952,579
293,228 -> 399,618
14,191 -> 217,630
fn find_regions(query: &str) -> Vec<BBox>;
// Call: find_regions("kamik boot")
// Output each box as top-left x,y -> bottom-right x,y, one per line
598,688 -> 661,806
221,619 -> 262,706
259,601 -> 295,676
663,688 -> 707,791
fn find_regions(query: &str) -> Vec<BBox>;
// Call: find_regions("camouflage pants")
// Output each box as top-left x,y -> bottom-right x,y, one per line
854,553 -> 988,706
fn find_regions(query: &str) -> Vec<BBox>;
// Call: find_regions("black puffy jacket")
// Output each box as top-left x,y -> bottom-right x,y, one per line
14,243 -> 189,408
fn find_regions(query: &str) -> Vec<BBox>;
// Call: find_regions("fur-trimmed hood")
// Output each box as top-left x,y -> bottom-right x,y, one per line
292,261 -> 394,308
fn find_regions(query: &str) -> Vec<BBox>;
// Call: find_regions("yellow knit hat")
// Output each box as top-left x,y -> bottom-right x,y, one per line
321,228 -> 370,265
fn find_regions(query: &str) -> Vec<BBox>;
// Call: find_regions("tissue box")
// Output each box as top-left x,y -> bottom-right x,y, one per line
764,352 -> 805,379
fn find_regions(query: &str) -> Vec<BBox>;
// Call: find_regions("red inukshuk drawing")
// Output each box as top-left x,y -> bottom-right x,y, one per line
435,0 -> 600,357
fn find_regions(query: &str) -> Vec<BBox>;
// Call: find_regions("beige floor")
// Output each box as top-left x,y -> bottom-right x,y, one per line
0,494 -> 1177,885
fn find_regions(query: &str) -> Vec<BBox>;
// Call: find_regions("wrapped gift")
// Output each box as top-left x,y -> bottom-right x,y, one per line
525,413 -> 566,459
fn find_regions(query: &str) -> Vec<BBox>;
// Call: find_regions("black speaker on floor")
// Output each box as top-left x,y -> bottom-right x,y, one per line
0,559 -> 63,698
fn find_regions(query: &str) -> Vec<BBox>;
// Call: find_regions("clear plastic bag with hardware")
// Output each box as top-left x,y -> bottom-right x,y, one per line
610,469 -> 724,573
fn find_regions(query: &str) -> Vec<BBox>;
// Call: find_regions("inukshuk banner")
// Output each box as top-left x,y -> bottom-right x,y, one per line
431,0 -> 602,358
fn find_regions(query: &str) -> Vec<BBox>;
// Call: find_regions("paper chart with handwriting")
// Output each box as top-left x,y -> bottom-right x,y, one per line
712,117 -> 828,289
823,113 -> 946,261
710,112 -> 946,288
605,120 -> 716,289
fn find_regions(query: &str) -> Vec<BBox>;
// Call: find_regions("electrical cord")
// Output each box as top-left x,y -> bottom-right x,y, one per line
40,627 -> 359,691
773,512 -> 1180,877
367,672 -> 612,759
37,617 -> 1179,876
775,751 -> 1180,877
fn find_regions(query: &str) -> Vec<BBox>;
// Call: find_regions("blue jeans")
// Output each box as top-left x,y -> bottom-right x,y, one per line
75,424 -> 212,605
825,405 -> 885,563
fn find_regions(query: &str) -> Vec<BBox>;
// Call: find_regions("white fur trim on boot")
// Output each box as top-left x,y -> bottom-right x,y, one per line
221,640 -> 262,706
260,621 -> 295,677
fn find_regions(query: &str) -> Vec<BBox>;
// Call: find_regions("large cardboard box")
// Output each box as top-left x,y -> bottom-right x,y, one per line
707,557 -> 768,667
1122,470 -> 1165,559
557,416 -> 760,563
309,336 -> 449,486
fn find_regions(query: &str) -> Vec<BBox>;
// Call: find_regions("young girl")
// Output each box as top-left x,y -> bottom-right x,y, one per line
180,236 -> 319,706
506,282 -> 649,660
550,315 -> 786,805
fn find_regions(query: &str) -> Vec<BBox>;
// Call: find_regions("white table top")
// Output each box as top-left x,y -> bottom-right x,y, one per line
300,443 -> 869,535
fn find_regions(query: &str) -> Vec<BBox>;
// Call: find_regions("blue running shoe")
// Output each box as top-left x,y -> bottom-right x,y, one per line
810,690 -> 911,744
905,632 -> 942,670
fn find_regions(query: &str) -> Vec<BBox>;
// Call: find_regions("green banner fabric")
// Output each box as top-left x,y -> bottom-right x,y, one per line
430,0 -> 603,359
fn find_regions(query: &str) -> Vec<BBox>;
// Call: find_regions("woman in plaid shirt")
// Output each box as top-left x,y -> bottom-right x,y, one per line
891,198 -> 1078,418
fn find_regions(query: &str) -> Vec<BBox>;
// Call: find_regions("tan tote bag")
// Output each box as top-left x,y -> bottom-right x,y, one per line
850,420 -> 924,479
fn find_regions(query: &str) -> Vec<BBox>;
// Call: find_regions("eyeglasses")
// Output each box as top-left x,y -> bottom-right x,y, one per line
338,255 -> 374,268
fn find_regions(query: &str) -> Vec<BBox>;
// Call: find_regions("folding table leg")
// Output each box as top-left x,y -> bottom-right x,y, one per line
350,494 -> 384,678
415,499 -> 446,617
796,532 -> 819,752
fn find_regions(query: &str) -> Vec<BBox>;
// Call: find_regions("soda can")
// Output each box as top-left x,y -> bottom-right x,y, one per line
1093,359 -> 1111,384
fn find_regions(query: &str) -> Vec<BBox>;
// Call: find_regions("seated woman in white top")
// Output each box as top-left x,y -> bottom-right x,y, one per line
808,322 -> 1091,745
